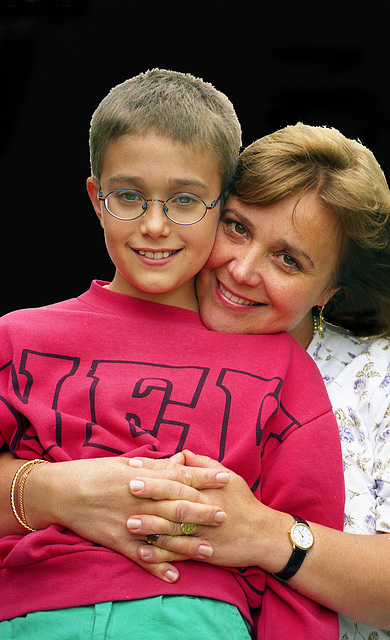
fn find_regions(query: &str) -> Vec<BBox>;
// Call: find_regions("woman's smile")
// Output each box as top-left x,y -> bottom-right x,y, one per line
217,279 -> 262,307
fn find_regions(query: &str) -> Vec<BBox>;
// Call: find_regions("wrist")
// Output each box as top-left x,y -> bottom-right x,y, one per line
272,516 -> 314,582
23,460 -> 63,530
10,459 -> 50,531
250,509 -> 296,573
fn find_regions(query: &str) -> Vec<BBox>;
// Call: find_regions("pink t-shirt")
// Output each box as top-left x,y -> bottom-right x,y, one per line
0,281 -> 344,638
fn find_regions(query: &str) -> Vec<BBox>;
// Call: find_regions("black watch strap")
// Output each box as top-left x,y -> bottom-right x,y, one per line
272,516 -> 310,583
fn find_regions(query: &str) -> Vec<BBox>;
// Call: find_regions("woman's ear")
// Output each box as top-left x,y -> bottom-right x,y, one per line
317,284 -> 341,308
86,177 -> 104,227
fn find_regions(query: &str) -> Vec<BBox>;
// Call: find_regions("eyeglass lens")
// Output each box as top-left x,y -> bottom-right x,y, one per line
105,190 -> 207,224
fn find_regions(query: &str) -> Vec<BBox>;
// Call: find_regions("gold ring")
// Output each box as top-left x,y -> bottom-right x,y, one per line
146,534 -> 160,545
180,523 -> 197,535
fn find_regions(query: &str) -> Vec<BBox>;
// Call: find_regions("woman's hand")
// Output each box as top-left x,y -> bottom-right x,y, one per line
128,450 -> 292,574
9,452 -> 229,583
127,451 -> 390,627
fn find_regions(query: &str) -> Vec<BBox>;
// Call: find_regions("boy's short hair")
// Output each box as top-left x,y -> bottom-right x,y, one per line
89,69 -> 242,192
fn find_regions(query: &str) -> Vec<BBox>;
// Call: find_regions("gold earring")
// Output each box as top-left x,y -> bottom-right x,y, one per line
317,305 -> 325,336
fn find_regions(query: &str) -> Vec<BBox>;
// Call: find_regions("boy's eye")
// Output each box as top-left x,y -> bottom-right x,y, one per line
118,191 -> 140,202
170,195 -> 199,206
178,195 -> 191,204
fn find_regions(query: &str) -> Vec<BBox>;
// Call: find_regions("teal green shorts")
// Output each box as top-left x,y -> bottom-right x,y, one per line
0,597 -> 252,640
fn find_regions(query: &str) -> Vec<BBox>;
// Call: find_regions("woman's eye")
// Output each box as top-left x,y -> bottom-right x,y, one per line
279,253 -> 300,269
233,222 -> 247,235
225,220 -> 248,236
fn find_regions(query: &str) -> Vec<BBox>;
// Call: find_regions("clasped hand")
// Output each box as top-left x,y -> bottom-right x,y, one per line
51,451 -> 264,583
127,450 -> 266,577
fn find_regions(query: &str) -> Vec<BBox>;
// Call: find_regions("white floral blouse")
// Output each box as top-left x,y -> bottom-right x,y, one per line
308,323 -> 390,640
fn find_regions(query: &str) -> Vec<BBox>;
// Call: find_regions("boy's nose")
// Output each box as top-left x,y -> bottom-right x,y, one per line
139,201 -> 170,238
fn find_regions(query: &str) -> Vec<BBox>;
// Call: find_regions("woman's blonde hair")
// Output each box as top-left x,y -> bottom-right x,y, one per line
89,68 -> 241,192
233,123 -> 390,337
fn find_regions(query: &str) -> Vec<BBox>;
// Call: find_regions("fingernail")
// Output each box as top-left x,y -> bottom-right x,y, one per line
170,452 -> 184,463
216,472 -> 229,484
138,546 -> 153,558
165,569 -> 179,583
129,458 -> 144,467
214,510 -> 227,524
198,544 -> 213,558
130,479 -> 145,492
127,517 -> 142,530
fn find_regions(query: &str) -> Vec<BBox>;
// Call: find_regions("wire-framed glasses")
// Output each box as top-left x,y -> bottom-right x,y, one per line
97,189 -> 221,225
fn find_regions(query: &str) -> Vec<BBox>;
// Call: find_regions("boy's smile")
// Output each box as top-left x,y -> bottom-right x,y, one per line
87,133 -> 222,311
135,250 -> 179,260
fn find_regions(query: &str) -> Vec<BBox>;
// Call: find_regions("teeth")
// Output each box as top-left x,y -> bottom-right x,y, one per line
138,250 -> 175,259
219,283 -> 258,306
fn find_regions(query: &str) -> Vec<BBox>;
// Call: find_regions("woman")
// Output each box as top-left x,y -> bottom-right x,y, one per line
2,124 -> 390,639
134,123 -> 390,639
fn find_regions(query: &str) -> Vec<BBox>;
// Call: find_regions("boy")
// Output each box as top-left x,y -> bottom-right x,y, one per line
86,68 -> 239,311
0,70 -> 343,639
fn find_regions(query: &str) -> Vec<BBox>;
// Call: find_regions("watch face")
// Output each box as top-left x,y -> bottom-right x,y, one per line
291,523 -> 314,550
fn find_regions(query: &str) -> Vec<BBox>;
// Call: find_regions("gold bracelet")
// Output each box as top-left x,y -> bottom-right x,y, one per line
10,459 -> 49,532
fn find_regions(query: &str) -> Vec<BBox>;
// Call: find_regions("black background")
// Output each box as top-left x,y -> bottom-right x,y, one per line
1,0 -> 389,315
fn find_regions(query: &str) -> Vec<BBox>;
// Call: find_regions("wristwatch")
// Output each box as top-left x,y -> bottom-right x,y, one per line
272,515 -> 314,582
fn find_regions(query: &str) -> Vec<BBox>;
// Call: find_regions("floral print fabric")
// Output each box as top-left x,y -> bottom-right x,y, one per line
308,324 -> 390,640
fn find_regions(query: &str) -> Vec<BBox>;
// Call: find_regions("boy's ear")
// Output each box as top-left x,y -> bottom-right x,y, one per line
86,177 -> 104,227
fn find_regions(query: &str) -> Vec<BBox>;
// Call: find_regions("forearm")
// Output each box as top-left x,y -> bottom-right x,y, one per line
248,500 -> 390,627
288,523 -> 390,629
243,503 -> 390,627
